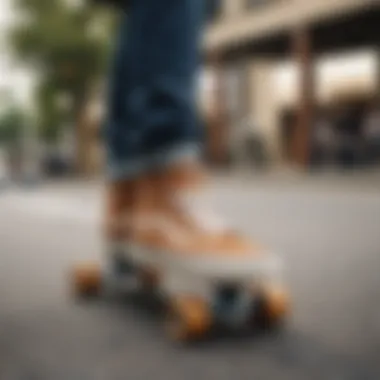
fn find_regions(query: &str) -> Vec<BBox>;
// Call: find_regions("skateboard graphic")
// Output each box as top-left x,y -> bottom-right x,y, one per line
71,238 -> 290,343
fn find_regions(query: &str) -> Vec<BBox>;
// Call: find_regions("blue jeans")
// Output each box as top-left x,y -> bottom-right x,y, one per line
106,0 -> 205,180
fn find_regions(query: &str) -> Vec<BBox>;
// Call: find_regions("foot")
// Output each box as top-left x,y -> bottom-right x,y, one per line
129,164 -> 264,258
104,180 -> 135,240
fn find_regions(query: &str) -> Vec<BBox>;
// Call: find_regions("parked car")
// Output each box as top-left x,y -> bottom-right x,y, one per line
42,152 -> 73,177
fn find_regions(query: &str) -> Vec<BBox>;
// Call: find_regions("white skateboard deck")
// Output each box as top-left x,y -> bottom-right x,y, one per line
108,240 -> 284,300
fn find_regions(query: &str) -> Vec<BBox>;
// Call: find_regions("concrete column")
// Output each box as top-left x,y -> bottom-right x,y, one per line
206,55 -> 229,166
377,46 -> 380,102
248,59 -> 281,163
292,28 -> 315,167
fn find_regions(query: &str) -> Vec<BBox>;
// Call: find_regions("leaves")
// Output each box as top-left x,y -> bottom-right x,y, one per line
0,108 -> 26,144
9,0 -> 115,142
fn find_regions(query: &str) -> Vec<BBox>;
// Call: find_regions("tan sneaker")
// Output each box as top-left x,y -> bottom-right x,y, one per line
104,179 -> 135,241
104,163 -> 281,281
126,165 -> 281,281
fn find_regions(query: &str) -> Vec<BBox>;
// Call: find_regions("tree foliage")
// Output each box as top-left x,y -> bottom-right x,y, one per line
0,107 -> 26,146
10,0 -> 116,148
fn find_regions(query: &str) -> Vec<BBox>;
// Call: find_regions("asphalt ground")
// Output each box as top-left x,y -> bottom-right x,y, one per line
0,179 -> 379,379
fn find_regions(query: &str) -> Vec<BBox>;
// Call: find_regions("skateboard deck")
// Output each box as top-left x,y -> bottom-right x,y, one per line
71,239 -> 290,342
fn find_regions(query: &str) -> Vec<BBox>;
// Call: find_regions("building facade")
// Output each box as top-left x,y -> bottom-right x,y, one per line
202,0 -> 380,167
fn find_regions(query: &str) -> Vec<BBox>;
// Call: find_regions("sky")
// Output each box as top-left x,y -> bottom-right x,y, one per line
0,0 -> 13,26
0,0 -> 36,113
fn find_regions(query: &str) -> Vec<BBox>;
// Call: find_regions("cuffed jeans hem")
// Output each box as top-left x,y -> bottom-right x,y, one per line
107,142 -> 202,181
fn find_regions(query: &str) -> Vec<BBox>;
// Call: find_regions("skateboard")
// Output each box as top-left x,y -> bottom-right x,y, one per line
71,241 -> 290,343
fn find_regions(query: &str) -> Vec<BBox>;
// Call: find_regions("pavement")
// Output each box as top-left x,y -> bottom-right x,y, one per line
0,175 -> 380,380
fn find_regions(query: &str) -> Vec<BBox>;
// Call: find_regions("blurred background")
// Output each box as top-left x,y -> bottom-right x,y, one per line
1,1 -> 380,379
0,0 -> 114,182
202,0 -> 380,174
0,0 -> 379,182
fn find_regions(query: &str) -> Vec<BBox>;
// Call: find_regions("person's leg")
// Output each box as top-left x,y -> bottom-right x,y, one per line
104,0 -> 204,239
106,0 -> 204,181
105,0 -> 262,260
104,14 -> 135,239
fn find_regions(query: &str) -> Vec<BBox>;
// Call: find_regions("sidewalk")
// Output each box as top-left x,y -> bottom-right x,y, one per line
1,168 -> 378,228
213,167 -> 380,194
17,167 -> 380,196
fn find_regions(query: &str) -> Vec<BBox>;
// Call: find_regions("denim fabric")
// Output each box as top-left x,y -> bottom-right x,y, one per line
105,0 -> 205,180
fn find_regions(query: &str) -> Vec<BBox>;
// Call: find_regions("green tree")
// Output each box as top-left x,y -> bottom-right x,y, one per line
0,107 -> 25,146
0,107 -> 27,177
10,0 -> 116,174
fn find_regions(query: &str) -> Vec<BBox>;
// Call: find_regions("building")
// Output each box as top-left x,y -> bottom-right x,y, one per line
202,0 -> 380,167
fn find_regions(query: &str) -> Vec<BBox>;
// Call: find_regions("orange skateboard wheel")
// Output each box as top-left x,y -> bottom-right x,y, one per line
71,262 -> 102,298
260,284 -> 290,327
165,296 -> 212,343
